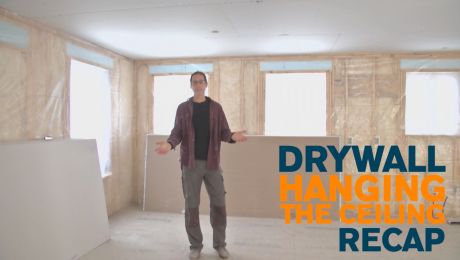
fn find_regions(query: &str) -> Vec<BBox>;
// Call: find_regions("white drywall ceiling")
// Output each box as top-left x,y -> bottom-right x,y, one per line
1,0 -> 459,58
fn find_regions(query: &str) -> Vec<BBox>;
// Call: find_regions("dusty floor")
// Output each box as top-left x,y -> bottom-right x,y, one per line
79,206 -> 460,260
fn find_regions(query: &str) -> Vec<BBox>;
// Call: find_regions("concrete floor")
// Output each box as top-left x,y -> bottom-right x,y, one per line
79,206 -> 460,260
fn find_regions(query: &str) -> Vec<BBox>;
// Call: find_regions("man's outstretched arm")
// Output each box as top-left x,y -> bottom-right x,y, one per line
155,106 -> 183,154
219,105 -> 247,143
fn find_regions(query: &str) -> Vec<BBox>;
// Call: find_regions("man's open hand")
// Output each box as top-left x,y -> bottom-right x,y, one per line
231,131 -> 248,142
154,141 -> 172,154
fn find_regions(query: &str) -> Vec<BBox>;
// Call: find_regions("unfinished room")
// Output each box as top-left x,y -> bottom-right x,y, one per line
1,0 -> 460,259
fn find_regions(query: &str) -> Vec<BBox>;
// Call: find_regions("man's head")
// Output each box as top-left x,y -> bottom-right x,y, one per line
190,71 -> 208,95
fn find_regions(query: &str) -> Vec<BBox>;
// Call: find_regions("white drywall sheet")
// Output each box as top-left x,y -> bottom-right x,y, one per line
0,139 -> 110,260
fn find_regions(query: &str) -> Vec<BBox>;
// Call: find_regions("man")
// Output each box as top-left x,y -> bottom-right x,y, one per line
155,71 -> 247,259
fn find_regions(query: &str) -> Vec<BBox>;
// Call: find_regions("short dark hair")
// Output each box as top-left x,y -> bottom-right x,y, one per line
190,71 -> 207,84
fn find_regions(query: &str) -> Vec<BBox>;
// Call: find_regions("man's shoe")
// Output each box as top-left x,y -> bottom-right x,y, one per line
189,248 -> 201,259
216,247 -> 230,258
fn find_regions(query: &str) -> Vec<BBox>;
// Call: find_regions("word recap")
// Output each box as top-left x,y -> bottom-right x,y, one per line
279,145 -> 446,252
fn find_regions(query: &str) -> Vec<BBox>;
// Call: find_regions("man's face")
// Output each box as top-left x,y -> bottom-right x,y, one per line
190,74 -> 207,95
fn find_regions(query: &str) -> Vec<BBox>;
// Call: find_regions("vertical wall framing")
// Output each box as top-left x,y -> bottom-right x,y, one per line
258,70 -> 265,135
326,71 -> 333,136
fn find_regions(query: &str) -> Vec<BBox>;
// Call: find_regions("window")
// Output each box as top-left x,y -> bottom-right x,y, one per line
153,75 -> 208,134
264,72 -> 327,136
70,59 -> 111,176
405,72 -> 460,135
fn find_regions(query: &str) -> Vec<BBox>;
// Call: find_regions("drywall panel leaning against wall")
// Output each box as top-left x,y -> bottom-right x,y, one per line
144,134 -> 340,219
0,139 -> 109,260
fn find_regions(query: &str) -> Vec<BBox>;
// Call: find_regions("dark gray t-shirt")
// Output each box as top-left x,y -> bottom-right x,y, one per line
192,98 -> 210,160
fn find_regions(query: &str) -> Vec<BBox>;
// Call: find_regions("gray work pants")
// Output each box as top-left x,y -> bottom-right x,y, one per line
181,160 -> 227,249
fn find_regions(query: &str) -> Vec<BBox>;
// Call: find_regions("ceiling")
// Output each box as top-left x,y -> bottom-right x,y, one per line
1,0 -> 459,59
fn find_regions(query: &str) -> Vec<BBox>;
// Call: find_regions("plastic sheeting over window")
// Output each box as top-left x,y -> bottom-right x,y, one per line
401,59 -> 460,70
66,43 -> 114,69
260,60 -> 332,71
149,63 -> 213,74
0,19 -> 28,48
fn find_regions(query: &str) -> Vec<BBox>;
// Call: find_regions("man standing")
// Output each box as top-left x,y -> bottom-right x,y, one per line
155,71 -> 247,259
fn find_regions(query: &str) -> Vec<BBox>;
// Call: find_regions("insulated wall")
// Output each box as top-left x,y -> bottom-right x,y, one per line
136,55 -> 460,220
0,9 -> 135,216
